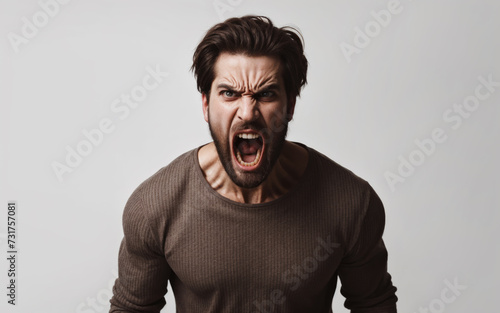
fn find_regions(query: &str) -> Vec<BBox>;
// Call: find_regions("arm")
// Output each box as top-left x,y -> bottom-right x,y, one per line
338,185 -> 398,313
110,187 -> 171,313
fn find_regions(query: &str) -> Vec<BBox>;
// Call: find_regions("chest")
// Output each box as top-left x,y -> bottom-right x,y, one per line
164,204 -> 345,297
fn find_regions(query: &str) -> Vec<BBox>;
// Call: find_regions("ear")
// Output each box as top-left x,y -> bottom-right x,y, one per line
202,93 -> 209,122
286,96 -> 297,121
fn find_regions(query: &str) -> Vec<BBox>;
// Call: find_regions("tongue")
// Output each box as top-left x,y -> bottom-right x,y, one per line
237,139 -> 261,162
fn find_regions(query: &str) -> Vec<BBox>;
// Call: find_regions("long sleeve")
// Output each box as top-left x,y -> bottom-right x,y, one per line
338,186 -> 398,313
109,187 -> 171,313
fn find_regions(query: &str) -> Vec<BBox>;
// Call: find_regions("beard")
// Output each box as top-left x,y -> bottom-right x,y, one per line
208,116 -> 288,189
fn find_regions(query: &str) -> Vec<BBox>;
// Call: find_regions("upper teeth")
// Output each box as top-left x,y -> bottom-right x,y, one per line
238,133 -> 260,139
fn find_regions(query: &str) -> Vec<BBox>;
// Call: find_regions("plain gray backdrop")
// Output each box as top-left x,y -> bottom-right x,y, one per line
1,0 -> 499,312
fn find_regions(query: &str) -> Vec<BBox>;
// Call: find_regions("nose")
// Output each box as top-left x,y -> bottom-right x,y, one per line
237,95 -> 259,121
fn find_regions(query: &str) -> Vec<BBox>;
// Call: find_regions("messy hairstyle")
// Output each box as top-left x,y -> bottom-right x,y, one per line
191,15 -> 308,100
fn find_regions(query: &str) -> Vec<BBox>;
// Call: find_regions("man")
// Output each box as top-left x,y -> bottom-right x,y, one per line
110,15 -> 397,313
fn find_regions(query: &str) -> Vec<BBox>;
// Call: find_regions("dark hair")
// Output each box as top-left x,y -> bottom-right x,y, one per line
191,15 -> 308,99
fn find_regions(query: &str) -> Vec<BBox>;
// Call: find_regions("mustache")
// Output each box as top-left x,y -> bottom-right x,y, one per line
232,122 -> 266,133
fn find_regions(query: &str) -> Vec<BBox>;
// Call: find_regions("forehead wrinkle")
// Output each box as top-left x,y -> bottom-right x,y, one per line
218,73 -> 278,93
244,62 -> 281,92
215,53 -> 282,93
219,74 -> 242,91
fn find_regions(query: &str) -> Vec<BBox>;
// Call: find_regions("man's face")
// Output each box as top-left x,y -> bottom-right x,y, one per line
202,53 -> 295,188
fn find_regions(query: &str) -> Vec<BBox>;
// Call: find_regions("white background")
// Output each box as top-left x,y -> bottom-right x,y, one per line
1,0 -> 499,312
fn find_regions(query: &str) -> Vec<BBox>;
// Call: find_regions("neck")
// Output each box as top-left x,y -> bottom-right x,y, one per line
198,141 -> 309,204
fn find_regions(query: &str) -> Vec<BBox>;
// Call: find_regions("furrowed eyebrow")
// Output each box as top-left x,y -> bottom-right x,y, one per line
256,83 -> 280,93
216,84 -> 239,91
215,82 -> 280,93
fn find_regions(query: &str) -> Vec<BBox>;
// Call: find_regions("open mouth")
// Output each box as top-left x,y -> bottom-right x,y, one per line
232,131 -> 264,168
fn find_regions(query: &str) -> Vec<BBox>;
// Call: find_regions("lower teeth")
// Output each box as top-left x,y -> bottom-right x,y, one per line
236,149 -> 261,167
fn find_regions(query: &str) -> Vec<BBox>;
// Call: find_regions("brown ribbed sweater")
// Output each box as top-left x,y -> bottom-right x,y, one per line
109,144 -> 397,313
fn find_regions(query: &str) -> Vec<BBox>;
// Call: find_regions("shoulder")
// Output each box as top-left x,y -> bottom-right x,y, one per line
305,145 -> 370,194
301,145 -> 385,251
122,148 -> 200,231
136,148 -> 198,197
301,144 -> 377,216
